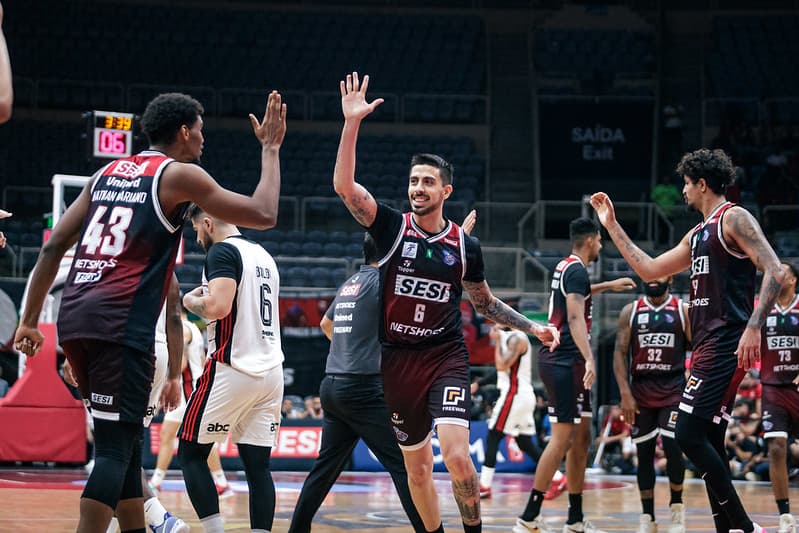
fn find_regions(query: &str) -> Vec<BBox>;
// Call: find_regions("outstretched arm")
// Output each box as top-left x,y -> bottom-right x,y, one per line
591,277 -> 636,295
590,192 -> 692,281
333,72 -> 383,227
463,279 -> 559,350
612,303 -> 638,424
723,206 -> 787,369
159,91 -> 286,229
0,3 -> 12,124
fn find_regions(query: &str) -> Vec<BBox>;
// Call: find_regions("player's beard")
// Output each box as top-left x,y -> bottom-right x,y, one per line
644,281 -> 669,298
410,196 -> 442,217
198,232 -> 213,252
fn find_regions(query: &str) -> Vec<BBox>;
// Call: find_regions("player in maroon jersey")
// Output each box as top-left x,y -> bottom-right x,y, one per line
333,71 -> 559,533
15,90 -> 286,533
760,261 -> 799,533
591,148 -> 786,533
613,277 -> 690,533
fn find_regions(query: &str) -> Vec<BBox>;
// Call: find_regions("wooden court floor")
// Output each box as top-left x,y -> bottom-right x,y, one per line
0,468 -> 796,532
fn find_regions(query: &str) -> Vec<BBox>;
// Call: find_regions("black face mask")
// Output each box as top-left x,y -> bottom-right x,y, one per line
644,281 -> 669,298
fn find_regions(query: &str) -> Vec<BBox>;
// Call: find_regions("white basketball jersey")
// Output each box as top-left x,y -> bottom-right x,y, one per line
184,319 -> 205,388
496,330 -> 534,396
205,237 -> 283,377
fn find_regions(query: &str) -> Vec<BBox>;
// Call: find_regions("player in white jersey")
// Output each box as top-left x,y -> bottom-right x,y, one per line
476,325 -> 555,500
179,204 -> 284,533
150,312 -> 233,499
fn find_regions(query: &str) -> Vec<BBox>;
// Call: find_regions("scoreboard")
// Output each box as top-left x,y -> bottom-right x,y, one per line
91,110 -> 134,159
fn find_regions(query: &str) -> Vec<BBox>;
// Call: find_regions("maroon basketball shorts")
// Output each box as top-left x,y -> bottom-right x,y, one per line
762,384 -> 799,440
381,342 -> 471,449
61,338 -> 155,424
679,346 -> 744,424
538,357 -> 592,424
630,405 -> 680,443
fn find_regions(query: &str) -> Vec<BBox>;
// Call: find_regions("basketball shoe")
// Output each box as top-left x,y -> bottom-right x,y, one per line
545,471 -> 568,500
638,514 -> 657,533
667,503 -> 685,533
150,512 -> 190,533
778,513 -> 797,533
562,520 -> 608,532
512,517 -> 557,533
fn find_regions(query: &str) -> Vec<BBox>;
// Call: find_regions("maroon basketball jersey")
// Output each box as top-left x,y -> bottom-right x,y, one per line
58,151 -> 187,353
760,295 -> 799,386
539,255 -> 592,364
629,295 -> 687,407
369,204 -> 484,348
689,202 -> 756,352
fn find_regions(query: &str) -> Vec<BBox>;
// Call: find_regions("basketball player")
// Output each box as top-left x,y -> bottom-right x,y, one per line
515,217 -> 607,533
0,1 -> 12,124
613,276 -> 690,533
288,234 -> 425,533
476,325 -> 549,500
179,204 -> 284,533
760,261 -> 799,533
475,277 -> 633,503
591,148 -> 787,533
333,71 -> 559,533
14,90 -> 286,533
149,310 -> 233,499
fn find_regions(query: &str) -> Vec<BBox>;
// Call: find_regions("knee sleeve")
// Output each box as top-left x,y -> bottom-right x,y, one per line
484,429 -> 504,468
662,436 -> 685,485
635,437 -> 657,491
83,420 -> 142,508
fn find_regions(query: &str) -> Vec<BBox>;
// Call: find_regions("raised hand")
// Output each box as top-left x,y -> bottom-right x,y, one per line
340,72 -> 384,122
590,192 -> 617,228
0,209 -> 11,219
249,90 -> 287,149
461,209 -> 477,235
609,277 -> 636,292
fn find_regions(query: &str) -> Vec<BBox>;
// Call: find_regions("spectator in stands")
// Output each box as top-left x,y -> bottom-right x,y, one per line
651,174 -> 681,245
0,2 -> 11,124
596,405 -> 636,475
737,369 -> 762,414
281,398 -> 295,419
304,395 -> 323,420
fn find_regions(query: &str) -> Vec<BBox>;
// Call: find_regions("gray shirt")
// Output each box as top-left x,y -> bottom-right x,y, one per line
324,265 -> 381,375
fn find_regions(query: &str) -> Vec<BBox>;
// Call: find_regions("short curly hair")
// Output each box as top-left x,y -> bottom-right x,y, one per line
140,93 -> 204,146
676,148 -> 735,195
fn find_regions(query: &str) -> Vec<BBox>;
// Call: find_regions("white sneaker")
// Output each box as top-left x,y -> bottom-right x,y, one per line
513,517 -> 557,533
563,521 -> 608,533
667,503 -> 685,533
638,513 -> 658,533
779,514 -> 797,533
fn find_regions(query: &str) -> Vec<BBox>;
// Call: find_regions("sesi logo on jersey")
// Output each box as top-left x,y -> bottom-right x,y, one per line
638,333 -> 676,348
394,274 -> 451,302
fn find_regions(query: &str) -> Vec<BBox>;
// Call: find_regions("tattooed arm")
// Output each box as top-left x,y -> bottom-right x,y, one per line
463,279 -> 560,349
613,303 -> 638,424
333,72 -> 382,227
183,277 -> 237,321
590,192 -> 692,280
723,206 -> 787,369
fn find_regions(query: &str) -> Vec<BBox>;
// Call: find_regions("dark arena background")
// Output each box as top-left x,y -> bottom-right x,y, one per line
0,0 -> 797,531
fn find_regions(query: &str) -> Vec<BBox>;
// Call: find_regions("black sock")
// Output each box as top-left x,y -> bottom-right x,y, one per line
426,523 -> 444,533
121,529 -> 146,533
777,498 -> 790,515
567,493 -> 583,525
642,497 -> 655,520
463,521 -> 481,533
670,488 -> 683,505
521,489 -> 545,521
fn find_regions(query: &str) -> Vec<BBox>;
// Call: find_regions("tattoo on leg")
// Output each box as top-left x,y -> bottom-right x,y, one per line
452,474 -> 481,523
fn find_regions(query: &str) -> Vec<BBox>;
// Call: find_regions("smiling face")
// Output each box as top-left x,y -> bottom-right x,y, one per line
407,164 -> 452,217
